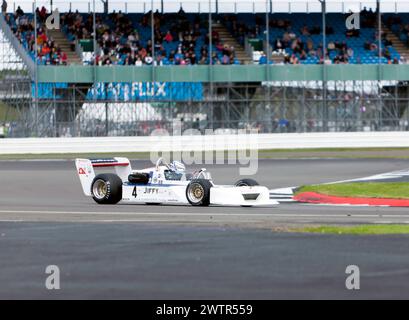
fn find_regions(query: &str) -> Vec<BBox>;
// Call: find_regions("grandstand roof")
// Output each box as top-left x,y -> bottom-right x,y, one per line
7,0 -> 409,14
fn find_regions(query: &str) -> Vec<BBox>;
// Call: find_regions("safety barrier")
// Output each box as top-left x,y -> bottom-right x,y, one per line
1,131 -> 409,154
37,64 -> 409,83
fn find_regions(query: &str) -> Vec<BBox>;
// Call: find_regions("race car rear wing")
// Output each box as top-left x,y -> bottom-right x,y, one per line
75,158 -> 131,196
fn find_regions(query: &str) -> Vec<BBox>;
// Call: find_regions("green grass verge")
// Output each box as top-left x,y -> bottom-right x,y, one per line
292,225 -> 409,235
296,182 -> 409,199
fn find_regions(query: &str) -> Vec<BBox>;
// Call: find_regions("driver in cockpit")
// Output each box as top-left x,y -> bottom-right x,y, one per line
164,160 -> 187,181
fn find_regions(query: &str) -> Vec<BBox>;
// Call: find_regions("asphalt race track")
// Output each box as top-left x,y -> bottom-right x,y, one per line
1,159 -> 409,226
1,158 -> 409,299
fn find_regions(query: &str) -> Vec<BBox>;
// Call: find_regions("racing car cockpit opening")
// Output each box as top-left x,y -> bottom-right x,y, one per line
164,160 -> 186,181
164,170 -> 184,181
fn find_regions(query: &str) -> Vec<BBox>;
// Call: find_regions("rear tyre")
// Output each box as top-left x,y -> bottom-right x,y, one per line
186,179 -> 212,206
91,173 -> 123,204
234,178 -> 259,187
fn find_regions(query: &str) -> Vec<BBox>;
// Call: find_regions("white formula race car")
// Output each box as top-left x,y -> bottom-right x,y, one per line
75,157 -> 278,207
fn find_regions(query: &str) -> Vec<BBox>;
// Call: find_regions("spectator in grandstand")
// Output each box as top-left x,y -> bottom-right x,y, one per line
306,39 -> 314,53
361,7 -> 377,28
291,38 -> 303,54
327,41 -> 336,52
145,55 -> 153,65
334,41 -> 347,57
273,38 -> 283,52
211,52 -> 220,65
383,47 -> 392,60
333,53 -> 348,64
289,54 -> 299,65
299,50 -> 307,61
164,31 -> 173,43
288,30 -> 297,40
36,28 -> 47,45
384,36 -> 393,47
281,32 -> 291,47
321,54 -> 332,65
36,6 -> 47,22
300,25 -> 310,36
60,51 -> 68,65
15,5 -> 23,17
364,41 -> 371,51
347,47 -> 354,59
1,0 -> 6,15
40,42 -> 51,56
135,56 -> 143,66
198,55 -> 207,65
104,56 -> 113,65
259,52 -> 267,65
364,40 -> 378,53
221,54 -> 230,65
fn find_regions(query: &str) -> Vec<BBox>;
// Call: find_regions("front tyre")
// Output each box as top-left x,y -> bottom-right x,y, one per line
91,174 -> 123,204
186,179 -> 212,206
234,178 -> 259,187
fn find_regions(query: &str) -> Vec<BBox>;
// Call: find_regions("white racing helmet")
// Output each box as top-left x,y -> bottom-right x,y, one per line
169,160 -> 186,173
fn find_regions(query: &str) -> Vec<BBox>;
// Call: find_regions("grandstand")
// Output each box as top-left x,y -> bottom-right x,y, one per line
1,0 -> 409,137
3,6 -> 407,66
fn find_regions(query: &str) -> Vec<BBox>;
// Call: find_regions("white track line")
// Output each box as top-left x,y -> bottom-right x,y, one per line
327,169 -> 409,184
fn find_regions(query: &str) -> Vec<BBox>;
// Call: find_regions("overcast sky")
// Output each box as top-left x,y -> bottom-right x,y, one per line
3,0 -> 409,14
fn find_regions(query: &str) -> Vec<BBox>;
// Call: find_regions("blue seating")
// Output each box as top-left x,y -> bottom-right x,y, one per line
223,12 -> 401,64
5,11 -> 405,65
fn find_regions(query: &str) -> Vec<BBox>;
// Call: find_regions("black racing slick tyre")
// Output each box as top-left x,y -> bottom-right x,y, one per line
91,174 -> 123,204
186,179 -> 212,206
234,178 -> 259,187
